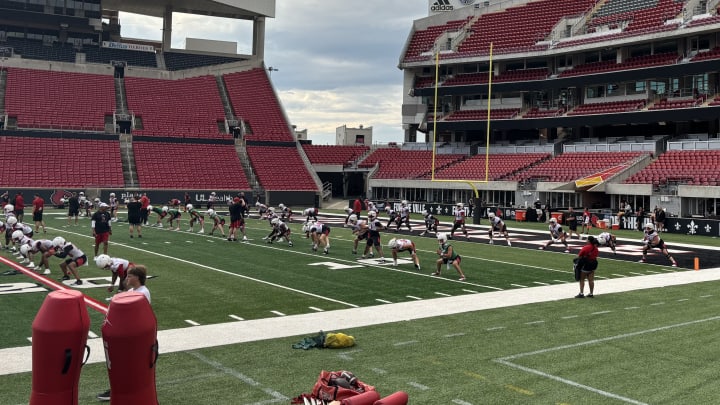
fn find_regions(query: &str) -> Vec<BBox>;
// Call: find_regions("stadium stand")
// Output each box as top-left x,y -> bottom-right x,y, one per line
302,144 -> 370,166
0,135 -> 124,187
442,68 -> 550,86
433,153 -> 551,181
445,108 -> 520,121
223,69 -> 295,142
163,52 -> 245,71
358,148 -> 465,179
132,141 -> 250,189
125,75 -> 227,139
403,18 -> 470,62
648,97 -> 703,110
84,46 -> 158,68
508,152 -> 646,183
246,146 -> 318,190
625,150 -> 720,186
4,68 -> 114,131
558,52 -> 679,77
566,100 -> 646,116
2,37 -> 76,63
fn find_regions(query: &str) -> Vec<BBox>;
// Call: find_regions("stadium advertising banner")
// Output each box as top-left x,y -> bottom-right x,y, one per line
14,189 -> 252,209
429,0 -> 483,13
101,41 -> 155,53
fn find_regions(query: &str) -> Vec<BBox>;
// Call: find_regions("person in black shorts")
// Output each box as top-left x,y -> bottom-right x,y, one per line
67,192 -> 80,226
566,207 -> 580,239
126,196 -> 143,238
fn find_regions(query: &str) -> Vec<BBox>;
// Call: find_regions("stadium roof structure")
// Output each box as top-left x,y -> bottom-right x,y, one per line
103,0 -> 275,20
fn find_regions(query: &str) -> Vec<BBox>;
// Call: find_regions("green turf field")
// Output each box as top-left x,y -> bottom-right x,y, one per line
0,210 -> 718,404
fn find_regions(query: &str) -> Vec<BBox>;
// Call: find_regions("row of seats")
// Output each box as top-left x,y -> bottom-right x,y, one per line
648,97 -> 702,110
567,100 -> 645,115
506,151 -> 645,182
445,108 -> 520,121
626,150 -> 720,186
441,68 -> 549,86
0,136 -> 124,187
4,68 -> 115,130
302,144 -> 369,165
132,142 -> 251,189
246,146 -> 318,190
433,153 -> 550,181
558,52 -> 678,77
403,18 -> 469,62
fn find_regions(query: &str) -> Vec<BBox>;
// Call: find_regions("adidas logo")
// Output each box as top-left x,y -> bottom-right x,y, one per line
431,0 -> 454,12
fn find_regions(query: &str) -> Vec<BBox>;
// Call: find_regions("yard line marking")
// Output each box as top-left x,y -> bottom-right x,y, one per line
371,368 -> 387,374
561,315 -> 579,319
406,295 -> 422,300
188,351 -> 288,404
407,381 -> 429,390
629,272 -> 645,276
533,281 -> 550,286
525,320 -> 545,325
612,274 -> 627,277
185,320 -> 201,326
308,306 -> 324,312
625,306 -> 640,310
375,299 -> 392,304
394,340 -> 418,347
700,295 -> 714,298
228,315 -> 244,321
486,326 -> 506,331
650,302 -> 665,306
444,333 -> 465,338
452,400 -> 474,405
646,270 -> 661,274
553,280 -> 569,283
496,315 -> 720,405
591,311 -> 612,315
434,292 -> 452,297
88,331 -> 99,339
676,298 -> 689,302
462,289 -> 480,293
511,283 -> 528,288
270,311 -> 286,316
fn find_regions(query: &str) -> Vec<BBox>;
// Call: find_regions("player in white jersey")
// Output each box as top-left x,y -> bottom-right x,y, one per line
309,221 -> 331,254
487,212 -> 511,246
255,202 -> 269,219
206,209 -> 227,237
359,211 -> 386,262
639,223 -> 677,266
278,203 -> 293,221
450,203 -> 468,239
419,210 -> 439,236
303,207 -> 318,222
539,217 -> 570,253
12,230 -> 34,267
95,254 -> 135,292
27,239 -> 54,274
267,217 -> 293,247
348,215 -> 369,254
385,206 -> 399,229
596,231 -> 617,254
387,238 -> 420,269
51,237 -> 87,285
109,193 -> 119,222
396,200 -> 412,232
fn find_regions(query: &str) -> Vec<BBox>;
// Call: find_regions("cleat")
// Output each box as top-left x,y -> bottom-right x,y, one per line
351,250 -> 357,254
414,264 -> 420,270
638,258 -> 646,263
157,224 -> 163,228
323,248 -> 329,255
459,277 -> 466,281
97,389 -> 111,401
197,230 -> 204,234
431,271 -> 441,277
27,263 -> 36,269
129,235 -> 133,238
71,280 -> 83,286
564,249 -> 570,253
575,293 -> 585,298
288,242 -> 293,247
587,294 -> 594,298
392,262 -> 397,267
242,236 -> 248,241
358,255 -> 366,260
377,259 -> 386,263
186,228 -> 193,232
538,246 -> 545,250
43,269 -> 51,275
368,253 -> 374,258
60,275 -> 70,281
671,263 -> 677,267
488,240 -> 494,245
507,240 -> 512,246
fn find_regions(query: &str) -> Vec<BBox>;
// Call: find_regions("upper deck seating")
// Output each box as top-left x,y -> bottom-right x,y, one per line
223,69 -> 295,142
625,150 -> 720,186
433,153 -> 550,181
4,68 -> 114,131
302,145 -> 370,165
509,151 -> 645,182
246,146 -> 318,190
125,75 -> 227,139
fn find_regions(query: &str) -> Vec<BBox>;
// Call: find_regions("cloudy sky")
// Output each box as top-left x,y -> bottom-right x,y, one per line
120,1 -> 430,144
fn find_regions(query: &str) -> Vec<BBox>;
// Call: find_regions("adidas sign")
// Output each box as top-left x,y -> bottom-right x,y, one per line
431,0 -> 454,12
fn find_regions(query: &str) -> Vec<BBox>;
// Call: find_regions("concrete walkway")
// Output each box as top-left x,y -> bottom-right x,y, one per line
2,267 -> 719,376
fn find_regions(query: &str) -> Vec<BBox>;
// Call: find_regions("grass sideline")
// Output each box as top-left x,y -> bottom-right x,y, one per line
0,209 -> 718,403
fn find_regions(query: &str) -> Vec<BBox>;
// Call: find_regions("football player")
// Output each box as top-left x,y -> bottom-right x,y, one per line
267,217 -> 293,247
639,223 -> 677,267
255,201 -> 269,219
419,210 -> 439,236
396,200 -> 412,232
387,238 -> 420,269
348,215 -> 368,254
539,217 -> 570,253
206,209 -> 227,237
278,203 -> 293,221
487,212 -> 511,246
95,254 -> 135,292
303,207 -> 318,222
359,211 -> 386,262
597,231 -> 617,254
309,220 -> 331,254
51,236 -> 86,286
165,206 -> 182,231
450,202 -> 468,239
433,232 -> 466,281
185,204 -> 205,233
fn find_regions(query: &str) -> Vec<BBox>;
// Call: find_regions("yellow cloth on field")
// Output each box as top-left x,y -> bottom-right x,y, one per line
324,332 -> 355,348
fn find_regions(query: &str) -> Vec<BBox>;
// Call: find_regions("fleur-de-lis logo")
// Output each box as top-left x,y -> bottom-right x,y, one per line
687,220 -> 698,235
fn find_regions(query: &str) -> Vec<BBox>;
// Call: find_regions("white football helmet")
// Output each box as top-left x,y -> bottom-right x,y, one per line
271,217 -> 280,226
79,191 -> 85,196
94,198 -> 100,203
549,217 -> 557,224
95,254 -> 112,269
6,216 -> 17,226
387,238 -> 399,249
255,201 -> 261,207
345,207 -> 353,215
52,236 -> 66,247
11,230 -> 23,241
20,244 -> 31,256
645,223 -> 655,231
456,202 -> 463,208
279,203 -> 285,209
348,215 -> 358,225
60,198 -> 66,203
423,210 -> 430,217
302,221 -> 315,233
147,205 -> 153,211
207,209 -> 215,216
368,211 -> 377,219
597,235 -> 607,245
3,204 -> 14,213
437,232 -> 448,243
401,200 -> 408,206
162,206 -> 169,212
268,207 -> 275,212
186,204 -> 193,210
488,212 -> 496,219
110,193 -> 115,197
210,192 -> 216,196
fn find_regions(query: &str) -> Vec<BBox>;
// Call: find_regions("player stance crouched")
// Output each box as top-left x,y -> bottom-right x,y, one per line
596,231 -> 617,254
539,217 -> 570,253
419,210 -> 439,236
51,236 -> 86,286
639,223 -> 677,267
95,254 -> 134,292
309,221 -> 331,254
303,207 -> 318,222
348,215 -> 368,254
487,212 -> 511,246
186,204 -> 205,233
206,209 -> 226,237
387,238 -> 420,270
433,232 -> 465,281
359,211 -> 386,262
267,217 -> 293,247
450,202 -> 468,239
26,239 -> 55,274
255,201 -> 268,219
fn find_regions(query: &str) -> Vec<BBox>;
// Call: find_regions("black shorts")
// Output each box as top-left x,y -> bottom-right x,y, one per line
574,257 -> 598,280
69,207 -> 79,216
33,212 -> 43,222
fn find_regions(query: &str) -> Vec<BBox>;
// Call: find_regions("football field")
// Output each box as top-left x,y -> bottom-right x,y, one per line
1,210 -> 719,404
